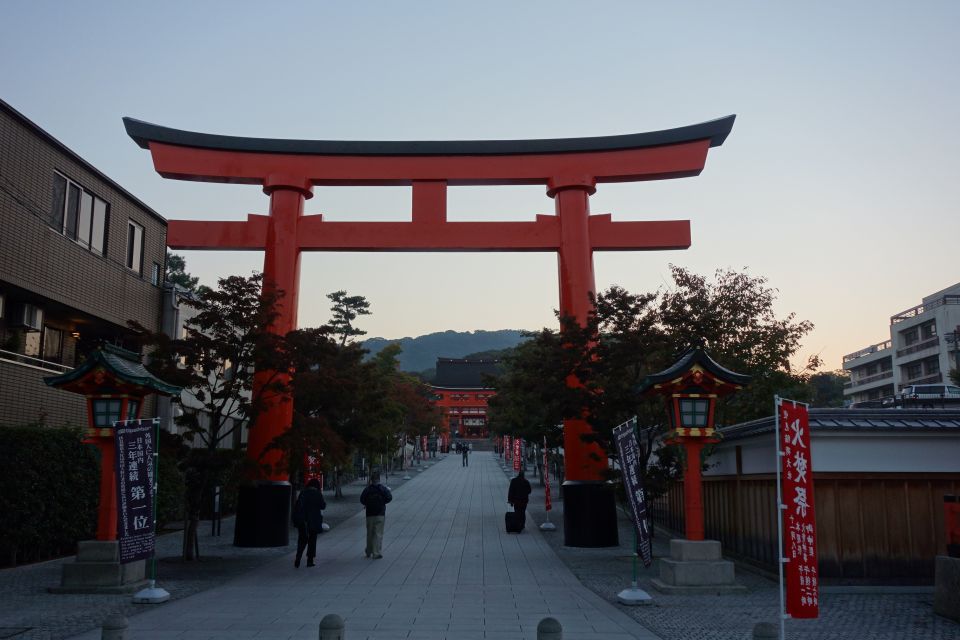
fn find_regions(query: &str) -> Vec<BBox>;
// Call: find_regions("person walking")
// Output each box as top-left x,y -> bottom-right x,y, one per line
507,469 -> 532,531
462,444 -> 469,467
292,478 -> 326,568
360,471 -> 393,559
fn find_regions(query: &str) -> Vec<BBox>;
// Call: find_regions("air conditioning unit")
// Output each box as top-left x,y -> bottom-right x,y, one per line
8,303 -> 44,331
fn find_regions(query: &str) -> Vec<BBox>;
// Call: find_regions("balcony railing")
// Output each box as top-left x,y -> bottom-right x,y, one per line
0,349 -> 73,373
843,340 -> 893,363
843,370 -> 893,389
896,337 -> 940,358
890,295 -> 960,324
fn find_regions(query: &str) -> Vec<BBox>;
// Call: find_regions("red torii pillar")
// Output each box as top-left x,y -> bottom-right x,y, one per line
125,115 -> 735,547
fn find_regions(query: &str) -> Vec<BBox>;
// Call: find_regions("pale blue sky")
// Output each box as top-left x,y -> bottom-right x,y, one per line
2,1 -> 958,369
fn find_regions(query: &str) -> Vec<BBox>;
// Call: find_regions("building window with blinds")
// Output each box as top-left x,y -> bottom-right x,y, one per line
50,171 -> 109,255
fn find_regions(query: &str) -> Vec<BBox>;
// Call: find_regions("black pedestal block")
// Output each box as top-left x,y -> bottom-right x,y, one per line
234,482 -> 291,547
562,480 -> 619,548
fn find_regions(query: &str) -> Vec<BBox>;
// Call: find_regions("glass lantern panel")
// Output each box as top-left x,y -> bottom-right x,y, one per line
93,398 -> 123,427
679,398 -> 710,428
126,399 -> 140,420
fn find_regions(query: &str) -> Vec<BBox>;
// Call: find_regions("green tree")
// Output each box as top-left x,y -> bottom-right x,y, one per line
804,370 -> 849,407
327,290 -> 372,346
165,252 -> 200,291
487,266 -> 817,499
136,272 -> 290,559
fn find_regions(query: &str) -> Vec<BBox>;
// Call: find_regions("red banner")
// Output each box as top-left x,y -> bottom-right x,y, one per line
778,399 -> 819,618
303,450 -> 323,489
504,435 -> 511,461
543,437 -> 552,512
513,437 -> 522,471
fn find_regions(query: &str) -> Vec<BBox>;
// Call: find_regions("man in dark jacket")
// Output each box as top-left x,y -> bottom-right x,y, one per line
292,478 -> 326,568
507,469 -> 532,531
360,471 -> 393,559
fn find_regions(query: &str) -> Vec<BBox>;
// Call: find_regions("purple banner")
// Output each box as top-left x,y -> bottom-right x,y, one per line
613,418 -> 653,567
114,419 -> 156,563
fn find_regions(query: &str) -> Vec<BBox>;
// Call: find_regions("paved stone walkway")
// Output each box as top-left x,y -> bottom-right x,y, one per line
64,452 -> 660,640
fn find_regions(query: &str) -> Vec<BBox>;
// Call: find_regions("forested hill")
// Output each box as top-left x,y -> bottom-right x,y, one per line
362,330 -> 528,374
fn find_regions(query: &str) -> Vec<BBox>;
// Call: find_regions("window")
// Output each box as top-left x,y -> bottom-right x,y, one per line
50,172 -> 108,255
921,322 -> 937,340
126,221 -> 144,274
127,399 -> 140,420
925,358 -> 940,375
902,328 -> 919,346
904,362 -> 922,380
151,262 -> 161,286
42,326 -> 63,362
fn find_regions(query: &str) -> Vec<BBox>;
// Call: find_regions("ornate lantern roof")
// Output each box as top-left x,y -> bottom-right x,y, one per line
44,343 -> 181,397
638,346 -> 751,398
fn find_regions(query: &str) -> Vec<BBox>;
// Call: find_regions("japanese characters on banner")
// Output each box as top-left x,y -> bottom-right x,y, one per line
543,437 -> 552,512
612,419 -> 653,567
504,435 -> 511,461
777,398 -> 819,619
303,450 -> 323,489
422,435 -> 427,455
513,437 -> 522,471
114,419 -> 157,564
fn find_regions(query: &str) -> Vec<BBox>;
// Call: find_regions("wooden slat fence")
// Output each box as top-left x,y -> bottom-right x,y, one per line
651,473 -> 959,583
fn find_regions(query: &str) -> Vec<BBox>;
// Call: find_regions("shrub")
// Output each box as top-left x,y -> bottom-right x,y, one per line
0,424 -> 99,567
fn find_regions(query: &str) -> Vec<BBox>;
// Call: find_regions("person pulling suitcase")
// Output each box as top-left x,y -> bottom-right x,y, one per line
506,469 -> 532,532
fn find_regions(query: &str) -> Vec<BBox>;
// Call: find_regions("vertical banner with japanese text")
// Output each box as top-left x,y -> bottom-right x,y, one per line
543,436 -> 552,512
612,418 -> 653,566
114,419 -> 156,564
777,398 -> 819,618
304,450 -> 323,488
505,435 -> 512,462
513,437 -> 522,471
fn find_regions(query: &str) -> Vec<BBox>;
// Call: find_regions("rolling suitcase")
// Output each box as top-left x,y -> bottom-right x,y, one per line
505,510 -> 524,533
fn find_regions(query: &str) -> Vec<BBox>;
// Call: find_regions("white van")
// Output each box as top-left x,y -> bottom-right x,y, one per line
897,384 -> 960,400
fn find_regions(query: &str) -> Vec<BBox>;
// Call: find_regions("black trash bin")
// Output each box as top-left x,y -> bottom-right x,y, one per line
234,481 -> 291,547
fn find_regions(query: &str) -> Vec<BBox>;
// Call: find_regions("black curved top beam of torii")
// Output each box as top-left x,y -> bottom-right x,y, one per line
123,115 -> 735,157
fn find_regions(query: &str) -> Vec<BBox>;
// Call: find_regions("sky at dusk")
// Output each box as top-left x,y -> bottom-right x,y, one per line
2,1 -> 958,370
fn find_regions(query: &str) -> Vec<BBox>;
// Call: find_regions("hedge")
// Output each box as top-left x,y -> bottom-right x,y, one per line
0,425 -> 99,567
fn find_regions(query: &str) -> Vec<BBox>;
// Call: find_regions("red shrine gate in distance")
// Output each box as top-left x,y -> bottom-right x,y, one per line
125,115 -> 735,548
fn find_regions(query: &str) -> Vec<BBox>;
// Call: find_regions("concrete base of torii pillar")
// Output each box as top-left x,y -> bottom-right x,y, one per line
48,540 -> 148,594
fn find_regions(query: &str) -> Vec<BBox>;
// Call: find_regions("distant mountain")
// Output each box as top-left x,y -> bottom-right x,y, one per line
362,330 -> 528,373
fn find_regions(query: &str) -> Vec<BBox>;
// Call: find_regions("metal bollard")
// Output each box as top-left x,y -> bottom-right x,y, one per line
319,613 -> 345,640
101,615 -> 128,640
752,621 -> 778,639
537,616 -> 562,640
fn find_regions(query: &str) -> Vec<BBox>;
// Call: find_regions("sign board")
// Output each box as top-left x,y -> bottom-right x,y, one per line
114,419 -> 157,564
612,418 -> 652,567
777,398 -> 819,619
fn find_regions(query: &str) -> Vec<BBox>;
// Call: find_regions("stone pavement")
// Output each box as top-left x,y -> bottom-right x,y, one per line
62,452 -> 660,640
3,451 -> 959,639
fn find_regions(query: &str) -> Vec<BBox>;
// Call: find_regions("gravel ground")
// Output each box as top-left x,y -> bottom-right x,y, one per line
505,461 -> 960,640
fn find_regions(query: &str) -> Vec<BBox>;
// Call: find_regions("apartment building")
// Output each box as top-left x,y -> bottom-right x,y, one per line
0,99 -> 167,426
843,283 -> 960,405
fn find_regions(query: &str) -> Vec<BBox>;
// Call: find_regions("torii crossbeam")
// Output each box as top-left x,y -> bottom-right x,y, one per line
125,115 -> 735,547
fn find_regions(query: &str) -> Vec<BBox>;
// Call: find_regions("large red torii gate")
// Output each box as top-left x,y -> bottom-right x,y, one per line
125,115 -> 734,547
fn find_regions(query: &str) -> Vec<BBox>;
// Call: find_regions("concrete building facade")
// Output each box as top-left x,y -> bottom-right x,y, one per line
0,99 -> 167,427
843,283 -> 960,405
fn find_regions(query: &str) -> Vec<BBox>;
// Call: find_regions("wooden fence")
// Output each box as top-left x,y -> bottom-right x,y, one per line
650,473 -> 959,583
